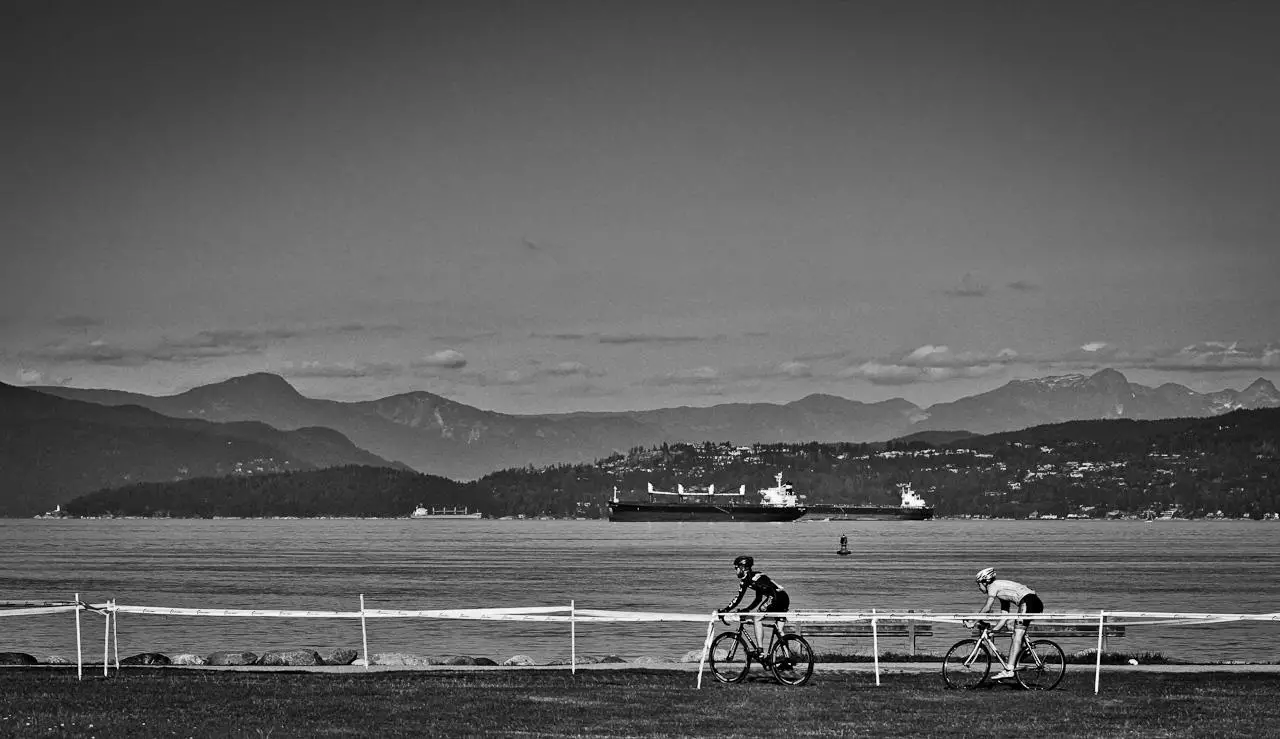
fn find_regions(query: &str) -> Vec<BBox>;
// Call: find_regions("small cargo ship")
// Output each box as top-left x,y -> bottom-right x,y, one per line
607,473 -> 808,522
410,505 -> 483,519
803,483 -> 935,521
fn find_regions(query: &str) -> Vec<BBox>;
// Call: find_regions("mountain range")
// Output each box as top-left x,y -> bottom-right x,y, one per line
29,368 -> 1279,484
0,382 -> 403,517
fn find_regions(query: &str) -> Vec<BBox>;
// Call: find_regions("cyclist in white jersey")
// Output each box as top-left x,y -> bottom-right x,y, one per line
969,567 -> 1043,681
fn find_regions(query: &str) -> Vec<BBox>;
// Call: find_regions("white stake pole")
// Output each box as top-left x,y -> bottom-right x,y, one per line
570,600 -> 577,675
1094,611 -> 1105,694
696,614 -> 717,690
74,593 -> 82,681
871,609 -> 881,686
360,594 -> 369,670
102,605 -> 110,677
112,600 -> 120,671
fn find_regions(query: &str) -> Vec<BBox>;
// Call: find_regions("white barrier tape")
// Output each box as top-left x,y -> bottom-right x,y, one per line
0,605 -> 84,618
14,602 -> 1280,626
574,609 -> 718,622
110,605 -> 571,619
363,606 -> 569,619
114,607 -> 366,618
1095,611 -> 1280,621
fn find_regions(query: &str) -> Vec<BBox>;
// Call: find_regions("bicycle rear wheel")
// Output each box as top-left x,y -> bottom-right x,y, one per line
709,632 -> 752,683
1017,639 -> 1066,690
768,634 -> 814,686
942,638 -> 992,689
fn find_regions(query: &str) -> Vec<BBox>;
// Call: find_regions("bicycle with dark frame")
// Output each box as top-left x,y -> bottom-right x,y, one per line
708,611 -> 815,685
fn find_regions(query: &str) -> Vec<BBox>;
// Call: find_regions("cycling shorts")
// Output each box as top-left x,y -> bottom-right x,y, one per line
1014,593 -> 1043,628
764,590 -> 790,613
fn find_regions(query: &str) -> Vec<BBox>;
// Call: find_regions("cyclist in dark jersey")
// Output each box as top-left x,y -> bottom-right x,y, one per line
723,555 -> 790,652
970,567 -> 1044,680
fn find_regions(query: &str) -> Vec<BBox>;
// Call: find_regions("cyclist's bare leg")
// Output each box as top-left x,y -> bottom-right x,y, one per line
1007,616 -> 1028,668
750,613 -> 767,651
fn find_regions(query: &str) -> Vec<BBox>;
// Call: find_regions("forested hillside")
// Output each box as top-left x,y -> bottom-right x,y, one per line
475,408 -> 1280,519
63,466 -> 484,518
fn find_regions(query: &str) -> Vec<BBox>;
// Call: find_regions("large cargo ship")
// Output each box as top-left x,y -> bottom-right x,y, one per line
607,473 -> 807,522
410,505 -> 483,519
803,483 -> 935,521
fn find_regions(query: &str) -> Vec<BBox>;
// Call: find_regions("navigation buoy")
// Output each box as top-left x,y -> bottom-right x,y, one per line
837,534 -> 851,556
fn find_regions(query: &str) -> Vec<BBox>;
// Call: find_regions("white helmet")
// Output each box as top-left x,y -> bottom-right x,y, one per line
975,567 -> 997,583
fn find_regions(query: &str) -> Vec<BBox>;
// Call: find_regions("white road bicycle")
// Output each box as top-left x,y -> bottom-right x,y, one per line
942,620 -> 1066,690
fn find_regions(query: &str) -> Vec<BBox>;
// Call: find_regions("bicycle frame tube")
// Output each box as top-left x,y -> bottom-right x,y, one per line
979,629 -> 1042,669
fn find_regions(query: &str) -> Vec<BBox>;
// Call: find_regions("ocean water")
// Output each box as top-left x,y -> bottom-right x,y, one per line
2,518 -> 1278,663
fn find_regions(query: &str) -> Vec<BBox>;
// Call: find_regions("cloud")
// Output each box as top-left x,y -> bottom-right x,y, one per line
280,360 -> 402,379
840,361 -> 1009,385
18,323 -> 398,367
25,339 -> 146,366
1137,342 -> 1280,372
905,345 -> 950,362
530,331 -> 588,340
545,361 -> 600,377
597,333 -> 708,345
417,349 -> 467,369
1042,341 -> 1280,374
839,345 -> 1018,386
151,329 -> 290,361
16,368 -> 70,385
643,366 -> 722,387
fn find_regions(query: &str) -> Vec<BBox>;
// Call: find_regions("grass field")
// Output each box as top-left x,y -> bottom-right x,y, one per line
3,667 -> 1278,738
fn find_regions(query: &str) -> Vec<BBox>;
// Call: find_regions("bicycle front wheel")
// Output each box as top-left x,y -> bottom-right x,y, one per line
1017,639 -> 1066,690
709,632 -> 752,683
768,634 -> 814,686
942,638 -> 992,689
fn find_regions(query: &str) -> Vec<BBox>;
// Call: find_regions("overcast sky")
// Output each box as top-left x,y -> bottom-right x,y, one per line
5,1 -> 1278,413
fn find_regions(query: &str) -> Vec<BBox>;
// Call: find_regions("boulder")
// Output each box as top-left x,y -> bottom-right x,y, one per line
321,648 -> 358,666
472,657 -> 498,666
371,652 -> 432,666
502,655 -> 537,667
0,652 -> 38,666
435,655 -> 478,666
170,653 -> 207,666
632,655 -> 673,665
205,651 -> 259,666
600,654 -> 629,663
545,656 -> 602,665
256,649 -> 322,667
43,655 -> 73,665
121,652 -> 171,666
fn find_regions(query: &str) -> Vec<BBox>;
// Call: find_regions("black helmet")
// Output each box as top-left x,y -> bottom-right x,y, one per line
733,555 -> 753,569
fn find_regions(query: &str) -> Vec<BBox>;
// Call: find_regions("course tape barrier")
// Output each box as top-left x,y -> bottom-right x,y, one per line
6,600 -> 1279,692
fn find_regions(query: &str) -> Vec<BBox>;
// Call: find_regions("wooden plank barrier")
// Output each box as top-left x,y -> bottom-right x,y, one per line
786,612 -> 934,655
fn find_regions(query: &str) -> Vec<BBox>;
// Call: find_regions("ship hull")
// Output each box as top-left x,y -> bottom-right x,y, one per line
608,502 -> 807,522
803,504 -> 934,521
411,512 -> 483,519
